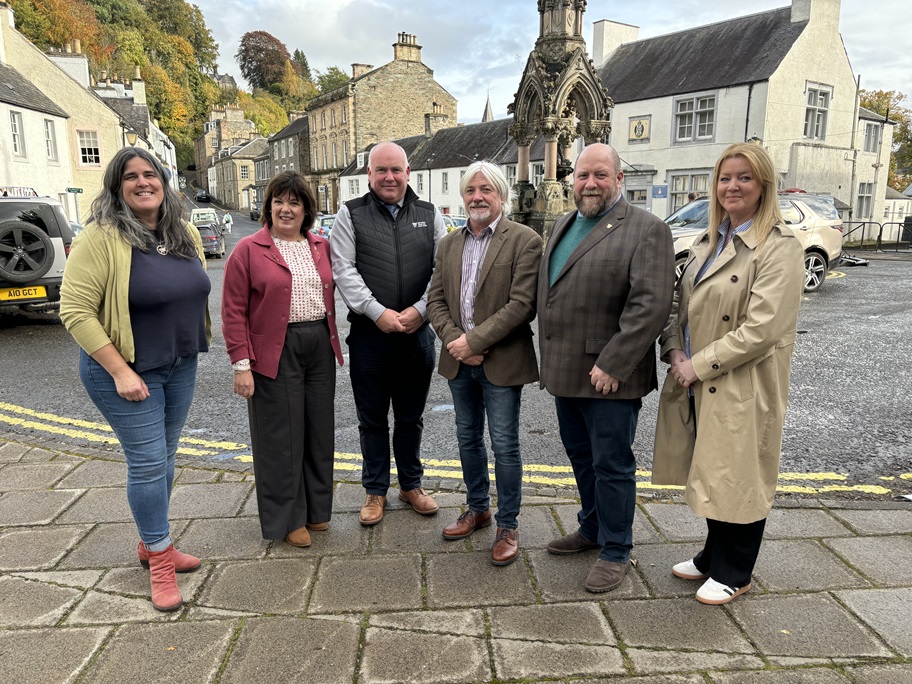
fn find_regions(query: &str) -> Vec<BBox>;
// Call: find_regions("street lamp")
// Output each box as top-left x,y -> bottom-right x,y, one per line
126,131 -> 138,146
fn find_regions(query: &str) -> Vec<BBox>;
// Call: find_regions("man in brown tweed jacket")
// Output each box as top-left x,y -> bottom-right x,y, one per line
538,143 -> 674,593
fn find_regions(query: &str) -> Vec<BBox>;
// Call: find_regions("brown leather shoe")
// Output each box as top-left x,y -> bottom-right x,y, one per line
285,526 -> 312,547
359,494 -> 387,526
491,527 -> 519,566
442,509 -> 492,540
547,530 -> 600,555
585,559 -> 630,593
398,487 -> 439,515
306,522 -> 329,531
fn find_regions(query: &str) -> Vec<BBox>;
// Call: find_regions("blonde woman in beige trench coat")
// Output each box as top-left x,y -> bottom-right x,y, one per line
652,143 -> 804,605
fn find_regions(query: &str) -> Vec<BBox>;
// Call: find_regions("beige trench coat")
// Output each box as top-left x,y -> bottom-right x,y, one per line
652,223 -> 804,523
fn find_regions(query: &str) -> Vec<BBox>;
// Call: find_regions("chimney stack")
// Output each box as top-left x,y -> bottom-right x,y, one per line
393,32 -> 422,62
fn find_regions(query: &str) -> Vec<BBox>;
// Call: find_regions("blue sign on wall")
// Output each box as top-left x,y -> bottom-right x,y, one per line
652,185 -> 668,198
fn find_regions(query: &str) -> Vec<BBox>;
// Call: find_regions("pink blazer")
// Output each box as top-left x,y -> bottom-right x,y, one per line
222,226 -> 343,379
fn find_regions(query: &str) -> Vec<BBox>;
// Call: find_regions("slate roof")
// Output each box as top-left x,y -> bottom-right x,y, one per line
271,115 -> 309,141
599,7 -> 806,103
0,62 -> 68,118
410,119 -> 513,169
340,134 -> 429,175
102,97 -> 149,138
885,186 -> 906,200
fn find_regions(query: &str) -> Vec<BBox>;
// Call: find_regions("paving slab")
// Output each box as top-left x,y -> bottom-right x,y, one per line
608,597 -> 754,653
373,507 -> 468,554
752,539 -> 869,592
369,608 -> 485,636
823,535 -> 912,585
239,488 -> 258,516
57,520 -> 188,570
20,446 -> 59,462
81,620 -> 235,684
199,558 -> 316,614
218,470 -> 247,482
65,590 -> 181,625
586,676 -> 705,684
630,542 -> 707,598
526,548 -> 649,602
331,482 -> 367,512
552,503 -> 662,545
268,512 -> 370,557
834,587 -> 912,656
0,524 -> 91,571
361,627 -> 490,684
0,627 -> 109,684
0,574 -> 83,626
96,564 -> 210,602
828,508 -> 912,535
0,488 -> 83,525
221,616 -> 359,684
56,460 -> 127,488
426,550 -> 535,608
627,648 -> 764,675
168,482 -> 251,518
0,441 -> 31,462
176,516 -> 269,560
493,638 -> 624,680
0,462 -> 74,490
707,668 -> 852,683
309,554 -> 422,613
641,503 -> 706,541
843,663 -> 912,684
488,602 -> 615,644
175,467 -> 220,483
56,487 -> 131,523
11,569 -> 104,590
466,503 -> 561,551
729,594 -> 892,658
764,507 -> 855,538
185,606 -> 256,620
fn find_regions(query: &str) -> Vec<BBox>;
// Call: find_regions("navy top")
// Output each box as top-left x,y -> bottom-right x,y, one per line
128,246 -> 210,372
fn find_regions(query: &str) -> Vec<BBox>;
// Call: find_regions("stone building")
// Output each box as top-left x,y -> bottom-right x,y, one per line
306,32 -> 457,213
193,104 -> 258,192
269,114 -> 309,178
212,137 -> 267,210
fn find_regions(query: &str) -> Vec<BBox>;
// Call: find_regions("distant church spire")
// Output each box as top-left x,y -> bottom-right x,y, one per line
482,93 -> 494,122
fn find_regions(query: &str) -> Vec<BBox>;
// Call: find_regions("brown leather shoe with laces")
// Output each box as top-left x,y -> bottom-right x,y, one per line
359,494 -> 387,526
398,487 -> 439,515
442,509 -> 492,540
491,527 -> 519,566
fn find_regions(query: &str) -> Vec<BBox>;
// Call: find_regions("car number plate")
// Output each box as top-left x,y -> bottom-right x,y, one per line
0,285 -> 47,301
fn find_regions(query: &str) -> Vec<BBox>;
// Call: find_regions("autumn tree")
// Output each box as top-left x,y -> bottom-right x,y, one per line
292,49 -> 312,82
860,89 -> 912,191
236,31 -> 291,91
10,0 -> 105,62
315,65 -> 350,93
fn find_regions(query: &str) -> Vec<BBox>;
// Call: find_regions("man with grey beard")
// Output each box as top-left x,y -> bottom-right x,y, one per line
537,143 -> 674,593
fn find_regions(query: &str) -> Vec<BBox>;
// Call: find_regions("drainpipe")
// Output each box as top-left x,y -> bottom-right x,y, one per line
849,75 -> 861,229
744,82 -> 755,142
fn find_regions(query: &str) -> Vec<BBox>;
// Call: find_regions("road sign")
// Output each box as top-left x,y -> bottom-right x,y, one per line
66,187 -> 84,194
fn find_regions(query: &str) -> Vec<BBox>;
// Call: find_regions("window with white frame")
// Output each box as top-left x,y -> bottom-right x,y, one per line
332,142 -> 338,167
669,171 -> 710,211
349,179 -> 359,195
863,122 -> 880,153
282,164 -> 286,172
342,140 -> 349,166
322,145 -> 327,169
288,162 -> 293,171
357,152 -> 365,169
44,119 -> 58,161
627,189 -> 647,205
532,163 -> 544,187
288,138 -> 294,157
313,146 -> 318,170
321,111 -> 326,129
240,165 -> 250,180
211,136 -> 218,148
804,85 -> 831,140
274,165 -> 279,175
417,173 -> 424,193
442,172 -> 449,193
857,182 -> 874,219
674,94 -> 715,143
77,130 -> 101,165
342,108 -> 347,123
274,145 -> 278,159
281,140 -> 287,158
506,165 -> 517,187
10,111 -> 25,157
331,109 -> 336,127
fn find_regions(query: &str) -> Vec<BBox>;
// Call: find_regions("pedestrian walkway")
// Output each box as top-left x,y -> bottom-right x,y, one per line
1,434 -> 910,684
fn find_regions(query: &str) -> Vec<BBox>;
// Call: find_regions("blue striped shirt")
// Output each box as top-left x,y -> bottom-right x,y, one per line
459,215 -> 502,331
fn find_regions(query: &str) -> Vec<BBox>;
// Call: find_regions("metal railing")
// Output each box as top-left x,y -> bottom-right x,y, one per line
841,221 -> 910,254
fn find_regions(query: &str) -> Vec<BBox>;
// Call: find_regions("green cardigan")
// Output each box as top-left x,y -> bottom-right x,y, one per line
60,221 -> 211,363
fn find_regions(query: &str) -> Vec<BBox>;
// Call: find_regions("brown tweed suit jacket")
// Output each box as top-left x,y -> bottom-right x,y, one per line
538,197 -> 675,399
427,217 -> 541,387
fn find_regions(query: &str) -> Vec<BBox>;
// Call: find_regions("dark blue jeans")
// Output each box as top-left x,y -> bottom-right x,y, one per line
448,363 -> 523,529
347,321 -> 435,495
80,351 -> 198,551
555,396 -> 641,563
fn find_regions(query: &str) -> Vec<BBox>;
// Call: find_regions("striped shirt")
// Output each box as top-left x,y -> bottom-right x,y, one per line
459,215 -> 502,331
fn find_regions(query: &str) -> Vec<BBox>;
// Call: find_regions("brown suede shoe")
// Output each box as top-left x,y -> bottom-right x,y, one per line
491,527 -> 519,566
398,487 -> 439,515
546,530 -> 600,555
442,509 -> 492,540
585,559 -> 630,593
359,494 -> 387,526
306,522 -> 329,531
285,526 -> 312,547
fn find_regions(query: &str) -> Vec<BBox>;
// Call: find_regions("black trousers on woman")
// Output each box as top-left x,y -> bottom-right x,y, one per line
248,320 -> 335,539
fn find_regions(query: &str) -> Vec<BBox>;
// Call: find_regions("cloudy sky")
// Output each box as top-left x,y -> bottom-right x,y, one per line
195,0 -> 911,123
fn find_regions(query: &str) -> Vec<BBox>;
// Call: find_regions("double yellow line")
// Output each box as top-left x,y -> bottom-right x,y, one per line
0,401 -> 904,496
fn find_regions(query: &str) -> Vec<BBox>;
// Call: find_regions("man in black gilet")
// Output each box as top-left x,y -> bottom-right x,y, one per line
331,142 -> 447,526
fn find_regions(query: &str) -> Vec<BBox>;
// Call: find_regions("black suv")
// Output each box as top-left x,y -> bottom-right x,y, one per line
0,197 -> 74,315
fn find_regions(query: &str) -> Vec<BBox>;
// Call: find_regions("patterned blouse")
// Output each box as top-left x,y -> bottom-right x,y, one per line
272,235 -> 326,322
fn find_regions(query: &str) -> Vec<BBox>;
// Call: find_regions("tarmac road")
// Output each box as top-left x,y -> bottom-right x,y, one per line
1,208 -> 909,497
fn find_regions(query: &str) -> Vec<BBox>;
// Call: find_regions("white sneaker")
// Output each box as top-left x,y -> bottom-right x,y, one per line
696,577 -> 751,605
672,559 -> 709,580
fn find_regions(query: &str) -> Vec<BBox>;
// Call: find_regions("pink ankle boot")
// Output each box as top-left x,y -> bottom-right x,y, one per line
146,544 -> 183,612
138,541 -> 201,572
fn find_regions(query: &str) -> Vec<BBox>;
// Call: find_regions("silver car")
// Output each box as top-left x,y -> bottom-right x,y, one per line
665,194 -> 844,292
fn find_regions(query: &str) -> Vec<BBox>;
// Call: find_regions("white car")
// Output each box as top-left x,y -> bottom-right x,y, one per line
189,208 -> 219,227
665,194 -> 844,292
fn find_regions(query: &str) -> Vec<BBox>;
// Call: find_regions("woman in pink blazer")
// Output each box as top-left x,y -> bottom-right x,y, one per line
222,171 -> 344,547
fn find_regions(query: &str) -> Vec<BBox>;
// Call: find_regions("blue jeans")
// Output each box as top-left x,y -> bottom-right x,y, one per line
448,363 -> 523,529
555,396 -> 641,562
80,351 -> 198,551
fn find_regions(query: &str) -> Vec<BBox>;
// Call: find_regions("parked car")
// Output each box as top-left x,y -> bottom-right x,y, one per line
250,201 -> 261,221
189,208 -> 218,227
69,221 -> 83,236
197,223 -> 226,258
0,197 -> 74,315
194,189 -> 210,202
442,215 -> 468,232
664,194 -> 844,292
311,214 -> 336,237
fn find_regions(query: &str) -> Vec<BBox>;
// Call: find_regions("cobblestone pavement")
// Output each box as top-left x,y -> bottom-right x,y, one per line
1,434 -> 910,684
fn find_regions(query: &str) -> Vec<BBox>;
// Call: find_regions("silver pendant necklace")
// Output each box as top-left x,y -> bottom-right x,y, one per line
156,243 -> 168,255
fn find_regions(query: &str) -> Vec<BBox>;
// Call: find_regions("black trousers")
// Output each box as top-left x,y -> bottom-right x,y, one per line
346,319 -> 435,495
248,320 -> 335,539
